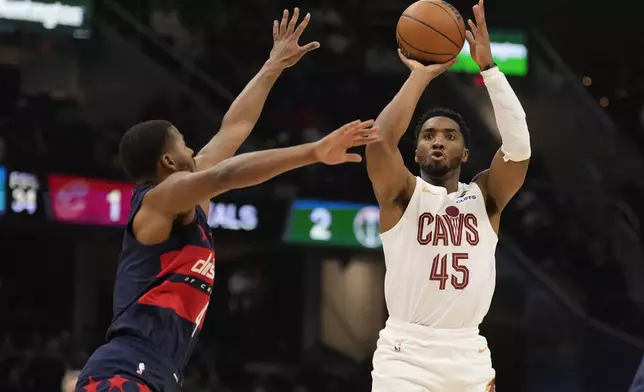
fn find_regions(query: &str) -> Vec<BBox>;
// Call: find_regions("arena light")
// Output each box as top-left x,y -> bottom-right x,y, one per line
0,0 -> 85,29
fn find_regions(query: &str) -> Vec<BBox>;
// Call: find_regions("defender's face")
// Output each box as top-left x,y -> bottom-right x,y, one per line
415,116 -> 468,178
164,127 -> 196,173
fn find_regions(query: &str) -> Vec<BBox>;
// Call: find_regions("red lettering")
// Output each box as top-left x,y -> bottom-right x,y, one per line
432,216 -> 449,246
451,253 -> 470,289
430,254 -> 449,289
443,214 -> 464,246
430,253 -> 470,290
464,214 -> 479,245
417,213 -> 434,245
419,213 -> 480,247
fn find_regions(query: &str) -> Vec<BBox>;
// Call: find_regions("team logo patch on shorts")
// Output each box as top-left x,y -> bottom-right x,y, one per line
393,342 -> 402,352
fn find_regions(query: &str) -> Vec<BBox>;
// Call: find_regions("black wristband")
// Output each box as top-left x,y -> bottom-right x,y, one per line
481,62 -> 498,72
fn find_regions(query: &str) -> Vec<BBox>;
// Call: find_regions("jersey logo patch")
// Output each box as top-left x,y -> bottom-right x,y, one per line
455,189 -> 477,204
422,186 -> 439,194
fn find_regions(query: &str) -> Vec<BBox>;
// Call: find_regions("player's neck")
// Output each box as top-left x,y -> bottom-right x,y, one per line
421,173 -> 460,194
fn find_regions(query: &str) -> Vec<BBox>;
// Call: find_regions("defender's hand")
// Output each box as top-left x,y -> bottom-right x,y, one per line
314,120 -> 380,165
398,49 -> 458,84
465,0 -> 494,70
269,8 -> 320,69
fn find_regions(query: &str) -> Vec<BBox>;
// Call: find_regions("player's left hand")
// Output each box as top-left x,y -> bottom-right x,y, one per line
465,0 -> 494,70
314,120 -> 380,165
269,8 -> 321,69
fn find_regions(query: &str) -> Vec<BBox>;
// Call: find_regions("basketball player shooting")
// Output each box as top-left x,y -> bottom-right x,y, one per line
367,1 -> 530,391
75,8 -> 379,392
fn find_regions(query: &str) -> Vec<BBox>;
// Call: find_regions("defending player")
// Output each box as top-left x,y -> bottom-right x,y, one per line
75,8 -> 379,392
367,1 -> 530,391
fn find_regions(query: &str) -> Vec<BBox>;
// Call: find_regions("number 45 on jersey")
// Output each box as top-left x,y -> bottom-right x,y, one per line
430,253 -> 469,290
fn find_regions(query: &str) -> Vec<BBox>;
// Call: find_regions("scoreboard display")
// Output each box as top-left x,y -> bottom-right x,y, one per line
283,199 -> 382,249
0,167 -> 381,251
48,175 -> 134,226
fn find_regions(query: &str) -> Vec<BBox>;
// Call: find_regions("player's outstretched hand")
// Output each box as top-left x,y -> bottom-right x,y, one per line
269,8 -> 321,69
465,0 -> 494,70
398,49 -> 457,83
314,120 -> 380,165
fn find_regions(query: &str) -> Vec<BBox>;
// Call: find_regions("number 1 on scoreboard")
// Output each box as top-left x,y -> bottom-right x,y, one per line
106,189 -> 122,222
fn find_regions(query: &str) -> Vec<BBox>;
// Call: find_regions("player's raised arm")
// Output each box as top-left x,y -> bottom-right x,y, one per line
366,53 -> 456,220
467,0 -> 530,213
194,7 -> 320,171
146,120 -> 378,215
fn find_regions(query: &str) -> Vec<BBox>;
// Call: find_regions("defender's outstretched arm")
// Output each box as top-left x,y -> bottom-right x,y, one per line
195,8 -> 320,171
146,120 -> 378,215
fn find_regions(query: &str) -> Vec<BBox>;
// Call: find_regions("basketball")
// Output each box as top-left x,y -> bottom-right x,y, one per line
396,0 -> 466,64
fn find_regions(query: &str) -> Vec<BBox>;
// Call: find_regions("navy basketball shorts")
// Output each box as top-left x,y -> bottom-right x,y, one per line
75,337 -> 181,392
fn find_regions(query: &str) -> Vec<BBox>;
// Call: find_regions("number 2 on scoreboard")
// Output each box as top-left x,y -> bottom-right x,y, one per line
309,207 -> 332,241
430,253 -> 469,290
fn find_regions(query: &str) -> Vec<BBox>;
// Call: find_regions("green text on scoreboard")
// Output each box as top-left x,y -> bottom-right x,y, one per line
283,200 -> 382,249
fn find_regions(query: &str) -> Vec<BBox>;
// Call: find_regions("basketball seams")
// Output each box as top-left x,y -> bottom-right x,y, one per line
400,14 -> 461,51
396,30 -> 457,57
416,0 -> 465,44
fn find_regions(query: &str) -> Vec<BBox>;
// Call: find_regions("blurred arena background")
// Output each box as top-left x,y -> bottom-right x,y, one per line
0,0 -> 643,391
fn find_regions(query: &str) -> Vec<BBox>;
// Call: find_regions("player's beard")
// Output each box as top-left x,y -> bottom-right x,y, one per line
421,160 -> 457,178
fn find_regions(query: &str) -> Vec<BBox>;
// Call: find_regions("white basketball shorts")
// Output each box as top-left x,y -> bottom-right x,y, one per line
371,318 -> 496,392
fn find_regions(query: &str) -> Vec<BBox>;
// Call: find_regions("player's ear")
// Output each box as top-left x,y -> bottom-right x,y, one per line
161,153 -> 177,171
461,148 -> 469,164
414,149 -> 419,163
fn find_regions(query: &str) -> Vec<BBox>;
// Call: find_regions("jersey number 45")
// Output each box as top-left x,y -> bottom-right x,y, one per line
430,253 -> 469,290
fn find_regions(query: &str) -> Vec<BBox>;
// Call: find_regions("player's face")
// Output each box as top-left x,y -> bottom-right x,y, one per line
163,127 -> 196,173
415,116 -> 468,178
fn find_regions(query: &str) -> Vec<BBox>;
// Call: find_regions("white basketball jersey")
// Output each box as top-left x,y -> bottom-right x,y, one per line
381,177 -> 498,329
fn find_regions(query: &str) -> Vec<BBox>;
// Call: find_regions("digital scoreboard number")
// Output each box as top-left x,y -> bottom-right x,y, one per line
284,200 -> 382,249
9,171 -> 40,215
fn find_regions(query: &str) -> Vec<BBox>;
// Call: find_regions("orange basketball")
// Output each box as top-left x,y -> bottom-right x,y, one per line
396,0 -> 466,64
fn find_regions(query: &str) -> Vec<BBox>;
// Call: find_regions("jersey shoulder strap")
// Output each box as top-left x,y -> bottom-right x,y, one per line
125,183 -> 155,238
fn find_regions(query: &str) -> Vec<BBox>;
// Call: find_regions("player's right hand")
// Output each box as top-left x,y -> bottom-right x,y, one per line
313,120 -> 380,165
398,49 -> 457,83
269,8 -> 321,69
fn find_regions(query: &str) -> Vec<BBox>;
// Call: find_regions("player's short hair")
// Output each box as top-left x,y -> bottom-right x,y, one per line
414,107 -> 471,147
119,120 -> 173,181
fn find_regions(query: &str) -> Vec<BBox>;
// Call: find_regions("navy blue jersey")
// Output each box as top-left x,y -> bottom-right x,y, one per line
105,183 -> 215,378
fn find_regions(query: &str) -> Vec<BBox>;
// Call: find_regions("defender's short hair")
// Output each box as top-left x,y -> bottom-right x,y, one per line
414,107 -> 471,147
119,120 -> 173,180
